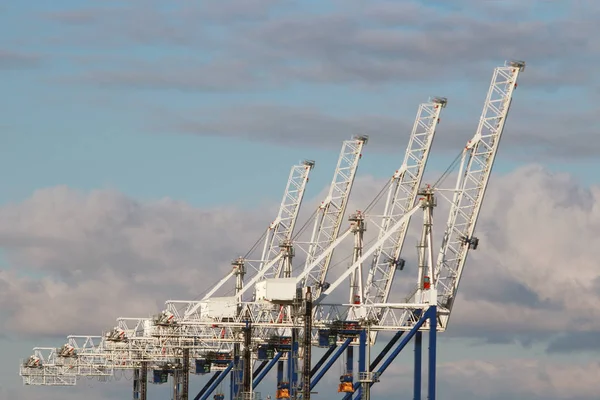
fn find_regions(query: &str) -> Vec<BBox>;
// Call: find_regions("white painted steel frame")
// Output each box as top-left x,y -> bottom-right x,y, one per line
432,61 -> 525,329
364,98 -> 446,309
302,136 -> 367,298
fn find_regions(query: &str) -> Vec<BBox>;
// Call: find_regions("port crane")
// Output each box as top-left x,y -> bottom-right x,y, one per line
19,60 -> 525,400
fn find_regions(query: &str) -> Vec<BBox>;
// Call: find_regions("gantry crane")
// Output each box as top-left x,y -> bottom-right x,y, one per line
19,61 -> 526,400
335,60 -> 527,400
19,159 -> 315,400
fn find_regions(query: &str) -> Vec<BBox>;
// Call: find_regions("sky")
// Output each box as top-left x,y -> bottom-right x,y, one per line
1,0 -> 600,399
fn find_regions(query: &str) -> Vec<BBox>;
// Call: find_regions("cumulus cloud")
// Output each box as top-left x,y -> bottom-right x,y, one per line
447,165 -> 600,346
435,358 -> 600,400
2,163 -> 598,352
3,163 -> 600,398
0,186 -> 271,336
369,358 -> 600,400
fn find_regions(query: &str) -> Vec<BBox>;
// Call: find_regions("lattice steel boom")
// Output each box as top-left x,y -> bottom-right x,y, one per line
364,98 -> 446,309
302,136 -> 368,298
433,60 -> 525,328
183,160 -> 314,317
260,160 -> 315,279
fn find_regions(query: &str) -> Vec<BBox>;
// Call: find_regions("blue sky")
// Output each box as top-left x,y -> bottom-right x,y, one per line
2,1 -> 600,399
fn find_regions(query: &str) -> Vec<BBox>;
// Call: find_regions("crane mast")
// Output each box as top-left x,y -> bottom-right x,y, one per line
364,99 -> 446,308
433,61 -> 525,328
302,136 -> 368,298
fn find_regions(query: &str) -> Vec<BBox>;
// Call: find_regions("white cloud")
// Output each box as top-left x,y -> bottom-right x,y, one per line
373,358 -> 600,400
449,165 -> 600,338
439,358 -> 600,399
3,163 -> 600,399
0,186 -> 271,336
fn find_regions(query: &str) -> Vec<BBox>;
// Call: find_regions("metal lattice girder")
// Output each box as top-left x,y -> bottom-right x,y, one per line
432,60 -> 525,329
261,161 -> 314,279
182,161 -> 313,317
143,201 -> 427,354
123,302 -> 439,350
20,366 -> 77,386
302,136 -> 368,297
20,348 -> 79,386
364,98 -> 447,308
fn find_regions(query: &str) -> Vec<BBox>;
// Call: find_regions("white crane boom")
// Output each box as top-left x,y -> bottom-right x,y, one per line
184,161 -> 313,317
260,160 -> 315,278
363,98 -> 447,308
433,60 -> 525,328
302,136 -> 368,297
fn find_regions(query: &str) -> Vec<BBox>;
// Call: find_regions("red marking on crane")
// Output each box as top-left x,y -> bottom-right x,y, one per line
423,276 -> 431,290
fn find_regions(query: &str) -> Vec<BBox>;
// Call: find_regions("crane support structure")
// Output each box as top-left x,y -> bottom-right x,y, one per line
184,160 -> 313,316
261,160 -> 315,280
341,306 -> 437,400
18,61 -> 527,400
364,98 -> 446,310
433,61 -> 525,328
303,136 -> 368,297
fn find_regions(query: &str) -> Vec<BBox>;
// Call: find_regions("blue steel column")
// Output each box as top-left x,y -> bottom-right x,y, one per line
311,338 -> 352,390
311,345 -> 337,377
194,371 -> 222,400
357,330 -> 366,398
197,362 -> 234,400
342,309 -> 431,400
277,360 -> 284,392
253,352 -> 283,389
293,341 -> 299,394
369,331 -> 404,371
414,332 -> 422,400
428,306 -> 437,400
346,346 -> 353,376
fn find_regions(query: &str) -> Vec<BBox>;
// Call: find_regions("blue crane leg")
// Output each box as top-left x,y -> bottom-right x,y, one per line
310,337 -> 352,390
343,307 -> 433,400
193,370 -> 222,400
428,306 -> 437,400
252,352 -> 283,390
311,345 -> 337,377
414,332 -> 422,400
196,362 -> 234,400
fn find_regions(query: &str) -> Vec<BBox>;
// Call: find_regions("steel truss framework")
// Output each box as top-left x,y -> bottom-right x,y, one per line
19,61 -> 526,400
